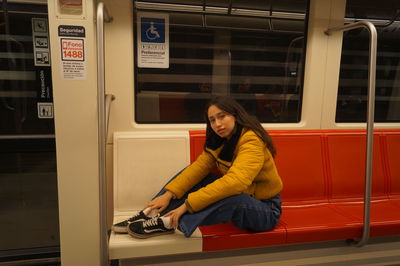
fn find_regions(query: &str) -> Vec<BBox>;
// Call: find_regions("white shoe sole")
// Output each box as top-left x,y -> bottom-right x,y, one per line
112,225 -> 128,234
127,228 -> 175,239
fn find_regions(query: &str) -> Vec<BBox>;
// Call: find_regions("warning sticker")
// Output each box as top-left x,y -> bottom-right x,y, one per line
61,38 -> 84,61
34,36 -> 49,48
61,61 -> 86,79
58,26 -> 86,80
32,18 -> 51,66
37,102 -> 54,119
35,51 -> 50,65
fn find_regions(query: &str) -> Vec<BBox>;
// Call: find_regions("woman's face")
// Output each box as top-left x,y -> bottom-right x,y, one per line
208,105 -> 236,138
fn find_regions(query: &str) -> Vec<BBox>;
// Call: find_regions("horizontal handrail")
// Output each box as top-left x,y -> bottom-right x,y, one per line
0,134 -> 55,139
135,1 -> 305,20
325,21 -> 377,247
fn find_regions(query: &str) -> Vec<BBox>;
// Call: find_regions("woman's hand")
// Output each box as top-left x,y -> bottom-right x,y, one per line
145,191 -> 174,213
165,203 -> 187,228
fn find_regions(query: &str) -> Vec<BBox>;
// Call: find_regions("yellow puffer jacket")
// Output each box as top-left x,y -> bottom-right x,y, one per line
165,128 -> 283,212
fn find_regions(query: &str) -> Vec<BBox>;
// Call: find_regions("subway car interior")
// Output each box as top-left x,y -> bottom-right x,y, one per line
1,0 -> 400,265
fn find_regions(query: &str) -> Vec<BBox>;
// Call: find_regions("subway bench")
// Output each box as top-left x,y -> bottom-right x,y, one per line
109,129 -> 400,259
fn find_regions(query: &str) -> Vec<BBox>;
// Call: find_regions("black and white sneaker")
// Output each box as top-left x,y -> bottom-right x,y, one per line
127,217 -> 174,239
112,211 -> 152,233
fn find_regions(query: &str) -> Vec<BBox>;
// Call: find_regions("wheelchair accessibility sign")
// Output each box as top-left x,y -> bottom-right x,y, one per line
137,12 -> 169,68
141,18 -> 165,43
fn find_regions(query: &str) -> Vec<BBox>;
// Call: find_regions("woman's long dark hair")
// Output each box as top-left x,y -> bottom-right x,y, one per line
204,96 -> 276,157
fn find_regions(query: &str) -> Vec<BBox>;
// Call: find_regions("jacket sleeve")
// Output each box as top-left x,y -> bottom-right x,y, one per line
186,131 -> 265,212
164,149 -> 215,199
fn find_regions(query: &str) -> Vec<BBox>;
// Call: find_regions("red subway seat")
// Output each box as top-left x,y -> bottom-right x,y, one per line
200,221 -> 286,251
189,129 -> 400,251
386,133 -> 400,199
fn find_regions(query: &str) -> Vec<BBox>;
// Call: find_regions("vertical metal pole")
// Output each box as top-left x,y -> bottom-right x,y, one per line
325,21 -> 377,247
97,3 -> 112,265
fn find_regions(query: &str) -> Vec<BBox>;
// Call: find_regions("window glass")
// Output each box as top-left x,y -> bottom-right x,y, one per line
0,139 -> 59,251
0,4 -> 54,134
337,0 -> 400,122
0,2 -> 59,257
134,0 -> 309,123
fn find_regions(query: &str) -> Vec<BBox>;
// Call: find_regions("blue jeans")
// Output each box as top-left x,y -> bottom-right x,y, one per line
154,170 -> 282,237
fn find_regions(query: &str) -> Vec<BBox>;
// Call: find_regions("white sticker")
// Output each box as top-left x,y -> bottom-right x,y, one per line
33,18 -> 48,33
61,61 -> 86,80
34,36 -> 49,48
58,26 -> 86,80
137,12 -> 169,68
37,102 -> 54,119
61,38 -> 84,61
32,18 -> 51,66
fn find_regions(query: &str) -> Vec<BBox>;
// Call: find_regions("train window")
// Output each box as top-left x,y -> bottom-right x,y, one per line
337,0 -> 400,122
134,0 -> 309,123
0,3 -> 54,133
0,1 -> 59,258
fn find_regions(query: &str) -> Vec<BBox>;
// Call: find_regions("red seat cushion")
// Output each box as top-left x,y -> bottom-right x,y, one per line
332,200 -> 400,237
386,133 -> 400,198
326,133 -> 386,201
282,204 -> 360,244
199,221 -> 286,251
273,133 -> 327,203
189,131 -> 206,163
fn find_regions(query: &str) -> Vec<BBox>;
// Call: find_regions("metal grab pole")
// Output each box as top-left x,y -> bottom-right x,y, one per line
97,3 -> 113,266
325,21 -> 377,247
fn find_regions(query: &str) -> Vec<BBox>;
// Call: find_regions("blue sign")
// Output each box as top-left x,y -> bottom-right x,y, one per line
141,18 -> 165,43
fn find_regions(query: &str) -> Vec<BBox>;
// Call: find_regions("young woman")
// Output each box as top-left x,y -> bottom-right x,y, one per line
112,96 -> 283,238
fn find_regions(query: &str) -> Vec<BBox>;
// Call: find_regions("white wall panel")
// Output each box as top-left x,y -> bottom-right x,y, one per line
113,131 -> 190,212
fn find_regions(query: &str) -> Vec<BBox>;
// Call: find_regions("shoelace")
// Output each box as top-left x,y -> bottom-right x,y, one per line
142,217 -> 160,228
126,212 -> 160,223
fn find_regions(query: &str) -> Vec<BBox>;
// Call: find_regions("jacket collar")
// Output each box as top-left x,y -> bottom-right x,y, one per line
205,124 -> 243,162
